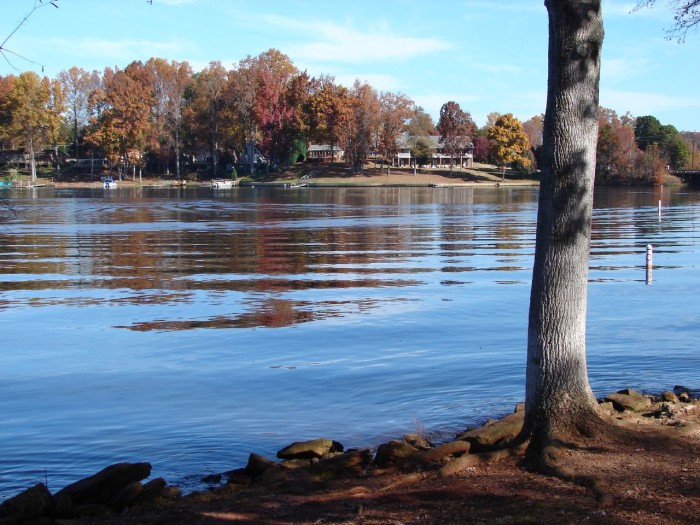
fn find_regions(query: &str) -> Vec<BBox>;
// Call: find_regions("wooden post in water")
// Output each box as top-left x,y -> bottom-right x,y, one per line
646,244 -> 653,285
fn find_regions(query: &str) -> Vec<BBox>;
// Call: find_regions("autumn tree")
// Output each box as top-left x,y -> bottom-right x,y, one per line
7,71 -> 58,181
250,49 -> 298,169
308,75 -> 351,164
58,66 -> 100,159
523,0 -> 605,469
145,58 -> 193,179
0,75 -> 16,150
522,114 -> 544,150
681,131 -> 699,169
404,106 -> 436,172
436,101 -> 476,171
406,106 -> 436,138
472,135 -> 491,163
377,92 -> 414,175
187,61 -> 229,177
44,77 -> 66,176
595,107 -> 639,184
85,62 -> 155,180
410,136 -> 433,169
486,113 -> 530,179
345,80 -> 380,174
484,111 -> 502,130
282,71 -> 316,165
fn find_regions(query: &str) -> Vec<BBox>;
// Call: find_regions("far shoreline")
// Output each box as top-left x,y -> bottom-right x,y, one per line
6,162 -> 543,190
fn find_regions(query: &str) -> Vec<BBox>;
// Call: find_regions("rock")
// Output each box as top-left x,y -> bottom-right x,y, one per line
281,458 -> 314,469
55,462 -> 151,507
161,486 -> 181,499
605,393 -> 652,412
19,518 -> 52,525
617,388 -> 644,397
456,407 -> 524,452
662,391 -> 680,404
416,440 -> 471,464
310,449 -> 372,478
0,483 -> 52,521
52,492 -> 74,519
243,453 -> 280,478
136,478 -> 168,504
403,434 -> 433,451
70,503 -> 111,518
598,401 -> 616,413
202,473 -> 222,484
107,481 -> 142,512
374,440 -> 420,468
276,439 -> 344,460
224,469 -> 253,487
679,392 -> 692,403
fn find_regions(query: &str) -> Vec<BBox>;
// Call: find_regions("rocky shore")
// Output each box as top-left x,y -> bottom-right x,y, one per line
2,386 -> 698,525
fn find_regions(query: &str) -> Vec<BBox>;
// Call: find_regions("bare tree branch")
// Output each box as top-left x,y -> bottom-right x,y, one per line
0,0 -> 59,72
634,0 -> 700,41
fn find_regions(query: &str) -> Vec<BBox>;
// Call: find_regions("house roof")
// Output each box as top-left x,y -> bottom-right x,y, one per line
397,132 -> 473,150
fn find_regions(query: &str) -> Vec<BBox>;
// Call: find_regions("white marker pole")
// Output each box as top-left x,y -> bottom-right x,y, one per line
646,244 -> 653,285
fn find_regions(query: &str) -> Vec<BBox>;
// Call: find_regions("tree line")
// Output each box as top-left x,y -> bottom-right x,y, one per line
0,48 -> 696,183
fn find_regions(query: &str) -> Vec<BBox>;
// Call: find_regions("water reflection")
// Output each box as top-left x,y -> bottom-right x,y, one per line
118,296 -> 419,332
0,187 -> 541,330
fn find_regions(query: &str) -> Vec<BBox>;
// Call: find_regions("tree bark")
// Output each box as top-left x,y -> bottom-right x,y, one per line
524,0 -> 604,458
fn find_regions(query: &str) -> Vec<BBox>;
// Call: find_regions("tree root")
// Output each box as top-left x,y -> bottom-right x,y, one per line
438,443 -> 526,478
536,443 -> 613,507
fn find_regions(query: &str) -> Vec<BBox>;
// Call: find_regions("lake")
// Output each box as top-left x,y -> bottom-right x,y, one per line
1,184 -> 698,499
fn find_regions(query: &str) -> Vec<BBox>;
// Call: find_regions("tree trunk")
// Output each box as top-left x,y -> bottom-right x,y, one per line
175,126 -> 181,181
524,0 -> 604,459
29,136 -> 37,182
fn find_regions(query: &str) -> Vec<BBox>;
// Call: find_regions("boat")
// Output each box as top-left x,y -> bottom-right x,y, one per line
210,179 -> 237,189
290,174 -> 311,188
102,177 -> 117,189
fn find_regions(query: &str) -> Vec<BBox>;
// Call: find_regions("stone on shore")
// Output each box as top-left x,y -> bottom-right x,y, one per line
243,453 -> 280,478
0,483 -> 52,521
662,390 -> 681,403
54,462 -> 151,507
416,440 -> 471,465
276,438 -> 344,460
309,449 -> 372,478
605,390 -> 652,412
374,440 -> 421,467
456,404 -> 524,452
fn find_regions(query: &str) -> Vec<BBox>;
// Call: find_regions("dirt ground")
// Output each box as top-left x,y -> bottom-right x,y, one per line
91,400 -> 700,525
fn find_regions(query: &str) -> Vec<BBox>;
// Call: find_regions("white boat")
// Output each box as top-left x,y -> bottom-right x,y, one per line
102,177 -> 117,189
210,179 -> 236,189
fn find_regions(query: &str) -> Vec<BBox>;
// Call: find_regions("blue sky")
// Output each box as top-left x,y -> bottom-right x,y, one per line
2,0 -> 699,131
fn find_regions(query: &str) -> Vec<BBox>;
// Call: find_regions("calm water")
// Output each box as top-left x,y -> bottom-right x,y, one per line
1,185 -> 698,498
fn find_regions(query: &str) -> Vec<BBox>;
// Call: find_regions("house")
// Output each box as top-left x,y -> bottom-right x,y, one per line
395,133 -> 474,169
307,144 -> 344,162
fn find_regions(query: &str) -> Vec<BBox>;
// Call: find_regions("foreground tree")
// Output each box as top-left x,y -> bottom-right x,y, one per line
523,0 -> 605,467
